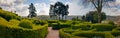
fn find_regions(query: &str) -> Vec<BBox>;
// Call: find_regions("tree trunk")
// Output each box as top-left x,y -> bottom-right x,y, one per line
97,8 -> 102,23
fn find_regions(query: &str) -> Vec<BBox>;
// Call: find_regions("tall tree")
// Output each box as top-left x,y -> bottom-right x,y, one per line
49,2 -> 69,20
28,3 -> 37,18
82,0 -> 115,23
0,7 -> 2,9
83,11 -> 106,23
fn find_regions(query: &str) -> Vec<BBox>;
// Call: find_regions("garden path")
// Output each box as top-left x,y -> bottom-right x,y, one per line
46,27 -> 59,38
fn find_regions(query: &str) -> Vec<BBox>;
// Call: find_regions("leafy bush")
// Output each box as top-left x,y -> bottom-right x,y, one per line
72,31 -> 105,38
0,18 -> 48,38
91,24 -> 116,31
72,24 -> 92,30
33,20 -> 47,25
52,23 -> 71,30
108,21 -> 115,25
59,29 -> 81,38
52,23 -> 60,30
0,10 -> 21,21
104,32 -> 114,38
0,24 -> 48,38
19,20 -> 33,29
47,20 -> 59,23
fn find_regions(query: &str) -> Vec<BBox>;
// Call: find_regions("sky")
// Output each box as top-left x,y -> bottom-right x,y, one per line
0,0 -> 120,16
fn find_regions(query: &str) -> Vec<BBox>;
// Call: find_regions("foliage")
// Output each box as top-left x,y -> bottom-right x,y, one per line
0,7 -> 2,9
33,20 -> 47,25
82,0 -> 115,23
83,11 -> 106,23
0,17 -> 48,38
0,9 -> 21,21
28,3 -> 37,18
108,21 -> 115,25
59,29 -> 81,38
91,24 -> 116,31
49,2 -> 69,20
19,20 -> 33,29
52,23 -> 71,30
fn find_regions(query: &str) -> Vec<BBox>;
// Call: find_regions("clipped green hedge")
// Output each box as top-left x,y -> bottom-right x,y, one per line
0,24 -> 48,38
0,9 -> 21,21
59,29 -> 81,38
0,17 -> 48,38
52,23 -> 71,30
91,24 -> 116,31
19,20 -> 33,29
72,24 -> 92,30
72,32 -> 105,38
33,20 -> 47,25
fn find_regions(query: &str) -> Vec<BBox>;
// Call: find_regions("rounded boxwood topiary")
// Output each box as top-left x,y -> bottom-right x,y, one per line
19,20 -> 33,29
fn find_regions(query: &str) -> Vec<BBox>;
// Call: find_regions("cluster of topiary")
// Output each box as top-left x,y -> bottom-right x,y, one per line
0,10 -> 48,38
59,21 -> 120,38
0,9 -> 21,21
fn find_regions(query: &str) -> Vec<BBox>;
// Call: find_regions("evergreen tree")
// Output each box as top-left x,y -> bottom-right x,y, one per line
28,3 -> 37,18
49,2 -> 69,20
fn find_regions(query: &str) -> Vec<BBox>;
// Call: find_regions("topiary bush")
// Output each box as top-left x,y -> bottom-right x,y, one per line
0,17 -> 48,38
52,23 -> 71,30
108,21 -> 115,25
33,20 -> 47,25
91,24 -> 116,31
19,20 -> 33,29
59,29 -> 81,38
0,10 -> 21,21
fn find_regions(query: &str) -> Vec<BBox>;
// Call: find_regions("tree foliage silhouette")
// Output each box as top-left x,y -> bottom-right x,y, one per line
49,2 -> 69,20
28,3 -> 37,18
82,11 -> 106,23
82,0 -> 115,23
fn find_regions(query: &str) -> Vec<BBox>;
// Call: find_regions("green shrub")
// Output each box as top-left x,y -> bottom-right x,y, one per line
104,32 -> 114,38
52,23 -> 71,30
0,24 -> 48,38
108,21 -> 115,25
111,31 -> 120,36
91,24 -> 116,31
59,29 -> 83,38
52,23 -> 60,30
19,20 -> 33,29
72,32 -> 105,38
0,10 -> 21,21
47,20 -> 59,23
72,24 -> 92,30
33,20 -> 47,25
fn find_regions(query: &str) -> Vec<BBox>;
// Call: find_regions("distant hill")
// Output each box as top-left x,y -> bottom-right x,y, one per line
21,15 -> 120,22
106,16 -> 120,22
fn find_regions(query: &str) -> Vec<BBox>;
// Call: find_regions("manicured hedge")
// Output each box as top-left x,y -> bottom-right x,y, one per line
59,29 -> 81,38
0,17 -> 48,38
0,9 -> 21,21
91,24 -> 116,31
0,24 -> 48,38
19,20 -> 33,29
72,31 -> 105,38
52,23 -> 71,30
59,23 -> 118,38
72,24 -> 92,30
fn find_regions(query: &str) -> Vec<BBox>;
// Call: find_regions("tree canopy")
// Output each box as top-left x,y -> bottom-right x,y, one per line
82,0 -> 116,23
82,11 -> 106,23
28,3 -> 37,18
49,2 -> 69,20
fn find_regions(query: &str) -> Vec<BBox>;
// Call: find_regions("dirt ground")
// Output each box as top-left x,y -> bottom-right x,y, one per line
46,27 -> 59,38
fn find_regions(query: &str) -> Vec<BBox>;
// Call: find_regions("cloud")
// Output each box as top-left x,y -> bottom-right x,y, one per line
0,0 -> 120,16
67,0 -> 120,16
0,0 -> 29,16
34,3 -> 50,15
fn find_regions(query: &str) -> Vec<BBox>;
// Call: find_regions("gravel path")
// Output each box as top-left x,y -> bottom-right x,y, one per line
46,27 -> 59,38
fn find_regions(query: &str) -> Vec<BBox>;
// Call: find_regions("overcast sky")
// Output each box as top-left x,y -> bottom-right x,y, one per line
0,0 -> 120,16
